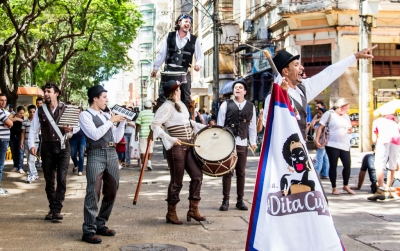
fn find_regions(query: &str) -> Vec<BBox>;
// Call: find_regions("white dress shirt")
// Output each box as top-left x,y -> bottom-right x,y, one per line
151,100 -> 205,150
153,31 -> 204,70
79,107 -> 126,142
28,104 -> 80,150
217,99 -> 257,147
263,54 -> 357,127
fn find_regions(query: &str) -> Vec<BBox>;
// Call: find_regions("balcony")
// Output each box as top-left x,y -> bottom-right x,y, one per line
279,0 -> 333,14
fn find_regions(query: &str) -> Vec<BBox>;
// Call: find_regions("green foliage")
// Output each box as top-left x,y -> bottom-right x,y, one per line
0,0 -> 144,104
34,61 -> 60,86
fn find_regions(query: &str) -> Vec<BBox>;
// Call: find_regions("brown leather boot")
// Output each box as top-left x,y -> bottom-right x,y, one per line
187,200 -> 206,222
166,204 -> 182,225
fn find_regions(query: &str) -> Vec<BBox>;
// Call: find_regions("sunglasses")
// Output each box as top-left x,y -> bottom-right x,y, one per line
179,14 -> 193,22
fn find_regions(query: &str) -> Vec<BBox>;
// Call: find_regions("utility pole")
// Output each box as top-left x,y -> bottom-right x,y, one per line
359,0 -> 374,152
212,0 -> 220,116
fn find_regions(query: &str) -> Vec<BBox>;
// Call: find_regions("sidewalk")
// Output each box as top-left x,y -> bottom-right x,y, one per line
0,141 -> 398,251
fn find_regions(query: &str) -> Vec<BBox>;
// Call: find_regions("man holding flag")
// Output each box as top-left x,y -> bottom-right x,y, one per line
263,45 -> 377,139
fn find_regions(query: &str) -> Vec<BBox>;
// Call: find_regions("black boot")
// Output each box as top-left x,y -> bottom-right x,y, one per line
236,200 -> 248,211
219,199 -> 229,211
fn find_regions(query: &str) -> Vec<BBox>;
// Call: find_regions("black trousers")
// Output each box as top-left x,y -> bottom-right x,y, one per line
41,142 -> 70,212
222,145 -> 248,201
325,146 -> 351,188
158,71 -> 191,105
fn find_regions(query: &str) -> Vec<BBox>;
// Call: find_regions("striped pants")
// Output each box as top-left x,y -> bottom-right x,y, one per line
82,147 -> 119,235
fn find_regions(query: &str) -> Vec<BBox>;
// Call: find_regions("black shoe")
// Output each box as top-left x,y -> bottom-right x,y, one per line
236,200 -> 248,211
82,233 -> 102,244
52,211 -> 63,220
219,200 -> 229,211
44,210 -> 53,220
96,227 -> 116,236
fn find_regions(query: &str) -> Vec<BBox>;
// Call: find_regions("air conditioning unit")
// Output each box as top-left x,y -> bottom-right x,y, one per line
257,27 -> 269,40
243,19 -> 254,33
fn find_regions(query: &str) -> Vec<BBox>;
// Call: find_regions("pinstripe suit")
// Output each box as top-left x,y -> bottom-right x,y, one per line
79,108 -> 125,235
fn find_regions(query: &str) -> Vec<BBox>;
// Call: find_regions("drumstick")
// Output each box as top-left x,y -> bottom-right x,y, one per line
180,141 -> 200,147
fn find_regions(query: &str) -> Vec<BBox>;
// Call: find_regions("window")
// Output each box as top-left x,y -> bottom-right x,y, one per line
372,43 -> 400,77
301,44 -> 331,77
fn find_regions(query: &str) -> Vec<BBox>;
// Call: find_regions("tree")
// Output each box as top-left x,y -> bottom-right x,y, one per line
0,0 -> 143,107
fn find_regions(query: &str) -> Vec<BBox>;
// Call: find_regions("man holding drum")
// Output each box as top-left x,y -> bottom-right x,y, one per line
217,81 -> 257,211
151,13 -> 204,106
151,80 -> 206,225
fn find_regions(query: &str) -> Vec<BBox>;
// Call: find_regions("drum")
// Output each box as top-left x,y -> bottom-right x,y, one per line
161,71 -> 187,84
193,125 -> 238,177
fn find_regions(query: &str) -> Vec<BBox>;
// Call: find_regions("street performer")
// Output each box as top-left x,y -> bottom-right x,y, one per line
217,80 -> 257,211
152,13 -> 204,106
28,82 -> 74,221
263,45 -> 378,140
79,85 -> 126,244
151,79 -> 206,225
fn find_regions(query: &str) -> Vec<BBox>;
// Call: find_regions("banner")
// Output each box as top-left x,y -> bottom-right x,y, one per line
246,83 -> 345,251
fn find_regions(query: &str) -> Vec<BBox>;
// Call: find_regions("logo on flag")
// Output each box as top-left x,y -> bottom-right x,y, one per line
246,83 -> 345,251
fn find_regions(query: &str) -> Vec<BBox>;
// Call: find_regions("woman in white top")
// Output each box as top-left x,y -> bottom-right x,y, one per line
151,80 -> 206,225
315,98 -> 354,195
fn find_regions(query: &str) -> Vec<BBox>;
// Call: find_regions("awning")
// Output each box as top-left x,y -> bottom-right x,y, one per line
17,87 -> 44,96
219,80 -> 235,95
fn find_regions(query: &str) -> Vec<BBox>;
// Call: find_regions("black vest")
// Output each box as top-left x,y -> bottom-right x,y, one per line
84,110 -> 114,149
291,84 -> 308,139
166,32 -> 197,69
37,102 -> 67,143
224,100 -> 254,140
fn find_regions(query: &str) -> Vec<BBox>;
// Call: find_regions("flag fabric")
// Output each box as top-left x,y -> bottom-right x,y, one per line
246,83 -> 345,251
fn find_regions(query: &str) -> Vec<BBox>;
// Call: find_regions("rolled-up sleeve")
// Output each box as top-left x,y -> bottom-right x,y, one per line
151,105 -> 176,150
79,111 -> 114,141
190,120 -> 206,134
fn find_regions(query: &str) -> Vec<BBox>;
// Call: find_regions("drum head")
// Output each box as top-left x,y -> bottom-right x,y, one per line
194,126 -> 235,161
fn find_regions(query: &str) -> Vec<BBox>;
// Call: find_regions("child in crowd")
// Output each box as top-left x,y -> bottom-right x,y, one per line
116,137 -> 126,169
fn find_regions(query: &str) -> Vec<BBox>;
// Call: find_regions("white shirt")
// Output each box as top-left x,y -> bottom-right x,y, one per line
217,99 -> 257,147
151,100 -> 205,150
263,54 -> 357,127
79,107 -> 126,142
372,117 -> 400,145
125,121 -> 135,134
319,111 -> 351,151
28,104 -> 80,150
153,31 -> 204,70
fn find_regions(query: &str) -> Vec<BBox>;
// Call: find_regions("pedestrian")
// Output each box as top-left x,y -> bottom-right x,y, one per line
200,109 -> 208,125
151,80 -> 206,224
28,82 -> 74,220
69,107 -> 86,176
9,106 -> 25,173
263,45 -> 377,139
315,98 -> 354,195
368,114 -> 400,201
312,107 -> 330,179
134,101 -> 154,170
351,144 -> 378,194
116,136 -> 126,170
0,93 -> 13,195
35,97 -> 44,167
152,13 -> 204,106
123,106 -> 135,167
217,80 -> 257,211
21,105 -> 40,183
79,85 -> 126,244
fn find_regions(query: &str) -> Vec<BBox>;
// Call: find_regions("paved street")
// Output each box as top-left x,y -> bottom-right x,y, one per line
0,141 -> 399,251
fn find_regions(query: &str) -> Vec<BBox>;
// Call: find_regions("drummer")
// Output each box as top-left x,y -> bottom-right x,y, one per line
151,80 -> 206,225
217,80 -> 257,211
151,13 -> 204,106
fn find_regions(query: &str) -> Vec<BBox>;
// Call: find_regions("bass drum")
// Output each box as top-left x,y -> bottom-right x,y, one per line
193,125 -> 237,177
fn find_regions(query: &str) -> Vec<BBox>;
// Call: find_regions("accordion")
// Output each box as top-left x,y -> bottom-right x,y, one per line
111,104 -> 137,121
58,105 -> 80,127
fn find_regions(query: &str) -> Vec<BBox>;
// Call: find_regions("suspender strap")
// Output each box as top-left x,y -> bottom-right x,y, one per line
43,104 -> 66,149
